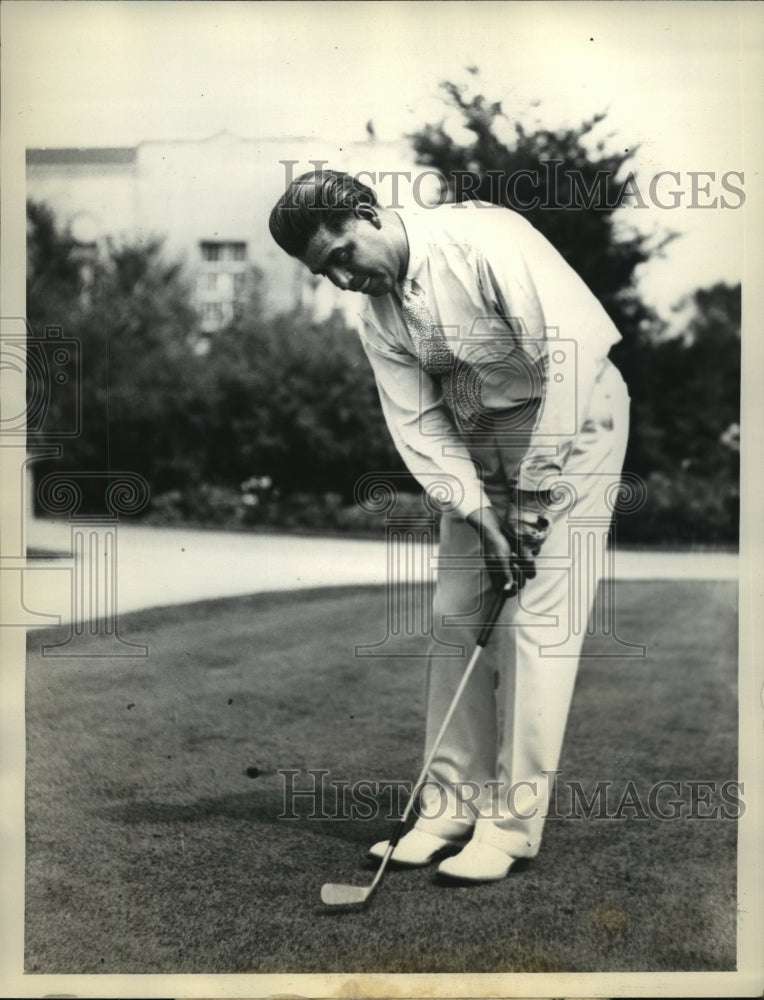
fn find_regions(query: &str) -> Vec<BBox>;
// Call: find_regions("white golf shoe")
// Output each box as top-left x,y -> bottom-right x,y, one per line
367,828 -> 467,867
436,839 -> 518,883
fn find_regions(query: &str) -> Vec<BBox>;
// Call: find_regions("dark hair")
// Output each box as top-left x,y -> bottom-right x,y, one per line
268,170 -> 378,257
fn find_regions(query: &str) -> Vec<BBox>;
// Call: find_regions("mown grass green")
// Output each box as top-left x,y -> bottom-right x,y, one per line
25,580 -> 738,974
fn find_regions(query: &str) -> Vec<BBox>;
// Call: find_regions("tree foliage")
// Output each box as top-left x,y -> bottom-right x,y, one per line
27,201 -> 213,505
200,295 -> 403,497
631,283 -> 740,544
26,200 -> 404,517
409,80 -> 740,543
410,80 -> 666,340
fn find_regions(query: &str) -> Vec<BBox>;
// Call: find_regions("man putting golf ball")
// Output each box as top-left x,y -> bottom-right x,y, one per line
269,170 -> 629,885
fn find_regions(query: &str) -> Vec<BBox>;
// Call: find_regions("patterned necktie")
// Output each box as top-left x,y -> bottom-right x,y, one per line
400,278 -> 455,376
400,277 -> 483,430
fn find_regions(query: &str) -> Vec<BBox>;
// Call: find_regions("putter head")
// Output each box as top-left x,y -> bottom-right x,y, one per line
320,882 -> 373,907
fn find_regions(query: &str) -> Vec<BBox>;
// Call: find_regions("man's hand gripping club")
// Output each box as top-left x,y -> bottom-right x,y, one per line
466,491 -> 551,595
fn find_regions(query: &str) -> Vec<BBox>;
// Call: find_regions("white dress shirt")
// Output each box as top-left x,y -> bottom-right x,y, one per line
357,202 -> 622,518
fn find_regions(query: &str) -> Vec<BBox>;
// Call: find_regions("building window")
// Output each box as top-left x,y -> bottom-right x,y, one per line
201,242 -> 221,262
201,302 -> 223,325
200,241 -> 248,263
197,240 -> 249,331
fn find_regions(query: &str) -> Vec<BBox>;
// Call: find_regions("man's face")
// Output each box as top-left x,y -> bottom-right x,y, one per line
298,215 -> 402,297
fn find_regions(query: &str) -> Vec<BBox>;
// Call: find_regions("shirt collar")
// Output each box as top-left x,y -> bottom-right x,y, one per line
397,209 -> 428,289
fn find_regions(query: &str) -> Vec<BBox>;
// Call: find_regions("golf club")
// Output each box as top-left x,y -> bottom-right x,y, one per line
321,575 -> 520,909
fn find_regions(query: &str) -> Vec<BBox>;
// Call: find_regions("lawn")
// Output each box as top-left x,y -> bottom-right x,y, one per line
25,580 -> 738,974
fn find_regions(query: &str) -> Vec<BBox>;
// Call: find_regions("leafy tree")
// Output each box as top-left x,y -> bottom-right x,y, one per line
202,296 -> 406,498
409,77 -> 740,543
410,79 -> 668,330
641,283 -> 740,475
26,199 -> 406,517
27,201 -> 84,316
27,200 -> 211,510
409,77 -> 674,479
631,283 -> 740,544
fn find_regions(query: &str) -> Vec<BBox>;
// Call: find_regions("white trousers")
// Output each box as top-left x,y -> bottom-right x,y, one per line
415,361 -> 630,858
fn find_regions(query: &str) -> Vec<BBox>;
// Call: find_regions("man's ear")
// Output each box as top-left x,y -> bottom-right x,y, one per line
354,203 -> 382,229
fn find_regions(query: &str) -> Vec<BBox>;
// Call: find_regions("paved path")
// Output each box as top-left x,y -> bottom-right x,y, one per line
22,518 -> 738,628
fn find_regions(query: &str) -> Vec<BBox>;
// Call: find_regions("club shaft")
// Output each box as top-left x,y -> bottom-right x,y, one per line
367,585 -> 513,892
322,583 -> 516,905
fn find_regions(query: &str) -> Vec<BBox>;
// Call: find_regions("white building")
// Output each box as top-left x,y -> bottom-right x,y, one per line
26,131 -> 440,330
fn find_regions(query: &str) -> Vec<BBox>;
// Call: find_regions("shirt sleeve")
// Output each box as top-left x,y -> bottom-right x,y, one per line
358,320 -> 490,519
476,239 -> 617,492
